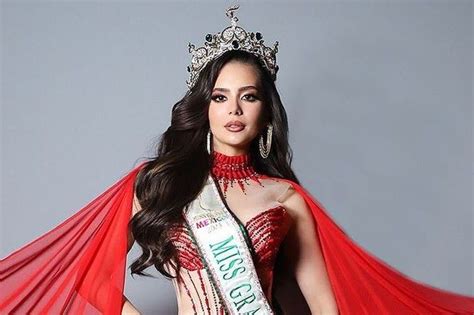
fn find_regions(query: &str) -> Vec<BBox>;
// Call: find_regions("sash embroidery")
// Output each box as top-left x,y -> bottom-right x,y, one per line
183,174 -> 274,315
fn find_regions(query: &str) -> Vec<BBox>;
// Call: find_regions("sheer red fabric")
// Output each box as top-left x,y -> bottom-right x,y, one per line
0,162 -> 145,314
1,162 -> 473,314
271,175 -> 474,315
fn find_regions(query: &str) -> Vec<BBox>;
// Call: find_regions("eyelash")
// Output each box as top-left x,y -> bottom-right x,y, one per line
211,94 -> 259,102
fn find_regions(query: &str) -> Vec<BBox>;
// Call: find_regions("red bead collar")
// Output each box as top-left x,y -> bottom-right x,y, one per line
211,150 -> 264,196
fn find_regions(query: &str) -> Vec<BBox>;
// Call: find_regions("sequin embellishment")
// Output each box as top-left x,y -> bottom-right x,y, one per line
211,150 -> 265,197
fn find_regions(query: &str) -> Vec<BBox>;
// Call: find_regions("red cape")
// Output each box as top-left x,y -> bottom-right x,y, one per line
1,162 -> 473,314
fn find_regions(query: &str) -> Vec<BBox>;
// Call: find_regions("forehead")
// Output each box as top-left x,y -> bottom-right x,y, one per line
213,62 -> 259,89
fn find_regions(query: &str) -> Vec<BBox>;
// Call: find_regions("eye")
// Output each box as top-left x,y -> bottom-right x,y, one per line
243,94 -> 259,102
211,93 -> 259,103
211,94 -> 226,102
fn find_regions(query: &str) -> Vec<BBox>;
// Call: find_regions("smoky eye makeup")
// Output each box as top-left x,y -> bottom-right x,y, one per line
211,92 -> 260,102
211,94 -> 226,102
244,94 -> 259,101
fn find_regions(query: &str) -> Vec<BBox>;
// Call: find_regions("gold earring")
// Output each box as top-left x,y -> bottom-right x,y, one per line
259,124 -> 273,159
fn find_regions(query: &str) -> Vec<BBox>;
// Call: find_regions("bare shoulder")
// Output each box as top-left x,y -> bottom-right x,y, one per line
277,182 -> 311,221
128,189 -> 142,253
132,189 -> 143,217
132,168 -> 145,218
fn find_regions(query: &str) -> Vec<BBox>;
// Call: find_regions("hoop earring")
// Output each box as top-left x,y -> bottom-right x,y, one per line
207,129 -> 212,154
259,124 -> 273,159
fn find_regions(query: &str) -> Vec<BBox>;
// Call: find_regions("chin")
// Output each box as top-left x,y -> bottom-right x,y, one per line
217,137 -> 250,148
229,140 -> 254,149
214,132 -> 255,147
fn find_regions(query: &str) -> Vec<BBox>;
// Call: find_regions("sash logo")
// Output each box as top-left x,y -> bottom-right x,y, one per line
196,219 -> 209,229
196,214 -> 226,229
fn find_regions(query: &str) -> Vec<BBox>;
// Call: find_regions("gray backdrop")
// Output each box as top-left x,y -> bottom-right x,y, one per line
2,1 -> 472,314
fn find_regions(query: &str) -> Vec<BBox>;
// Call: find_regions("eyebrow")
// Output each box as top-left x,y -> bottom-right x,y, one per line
212,85 -> 258,93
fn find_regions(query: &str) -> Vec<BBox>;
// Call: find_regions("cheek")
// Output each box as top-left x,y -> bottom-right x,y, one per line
250,107 -> 265,128
208,104 -> 226,129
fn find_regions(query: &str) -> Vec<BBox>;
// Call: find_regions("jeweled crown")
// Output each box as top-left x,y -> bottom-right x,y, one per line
186,4 -> 280,90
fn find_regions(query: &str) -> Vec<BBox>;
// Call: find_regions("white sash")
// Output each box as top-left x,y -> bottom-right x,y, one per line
183,174 -> 274,315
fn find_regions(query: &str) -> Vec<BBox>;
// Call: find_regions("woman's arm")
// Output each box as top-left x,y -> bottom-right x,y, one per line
279,186 -> 339,315
127,190 -> 142,252
121,190 -> 143,315
122,295 -> 141,314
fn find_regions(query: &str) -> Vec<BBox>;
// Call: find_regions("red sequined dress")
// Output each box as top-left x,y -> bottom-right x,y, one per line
2,152 -> 473,314
164,150 -> 293,315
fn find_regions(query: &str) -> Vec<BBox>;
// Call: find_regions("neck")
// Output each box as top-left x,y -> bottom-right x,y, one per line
212,146 -> 249,156
211,149 -> 262,196
212,148 -> 250,158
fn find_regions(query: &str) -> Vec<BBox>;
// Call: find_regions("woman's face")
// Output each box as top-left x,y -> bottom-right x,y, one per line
208,61 -> 266,156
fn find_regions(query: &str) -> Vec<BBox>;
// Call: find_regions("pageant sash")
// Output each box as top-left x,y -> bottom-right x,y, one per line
183,174 -> 274,315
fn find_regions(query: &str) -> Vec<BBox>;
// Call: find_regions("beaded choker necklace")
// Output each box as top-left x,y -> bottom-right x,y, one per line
211,150 -> 264,196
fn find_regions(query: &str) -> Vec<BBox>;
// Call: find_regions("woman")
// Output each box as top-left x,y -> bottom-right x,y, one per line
125,48 -> 339,315
1,5 -> 473,315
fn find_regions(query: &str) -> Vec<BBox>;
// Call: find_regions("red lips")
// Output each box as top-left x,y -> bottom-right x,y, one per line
225,120 -> 245,132
225,120 -> 245,127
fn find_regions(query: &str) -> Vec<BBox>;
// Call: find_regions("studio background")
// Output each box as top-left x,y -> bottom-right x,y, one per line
1,1 -> 472,314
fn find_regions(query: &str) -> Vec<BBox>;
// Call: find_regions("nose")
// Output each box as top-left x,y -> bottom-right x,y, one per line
228,96 -> 243,115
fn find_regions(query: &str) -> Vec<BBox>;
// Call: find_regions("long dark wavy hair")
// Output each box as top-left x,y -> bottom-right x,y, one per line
129,50 -> 300,284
